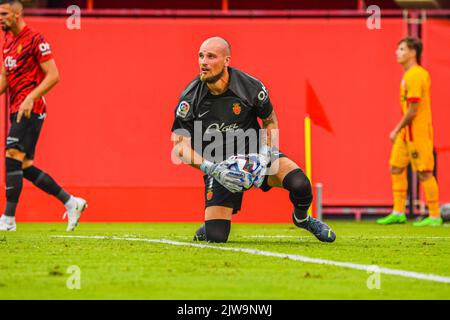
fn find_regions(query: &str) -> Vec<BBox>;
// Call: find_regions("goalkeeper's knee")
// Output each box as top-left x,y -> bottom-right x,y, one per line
205,219 -> 231,243
282,168 -> 313,213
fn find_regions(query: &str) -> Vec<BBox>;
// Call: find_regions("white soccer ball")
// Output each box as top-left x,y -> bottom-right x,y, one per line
441,203 -> 450,222
226,154 -> 262,190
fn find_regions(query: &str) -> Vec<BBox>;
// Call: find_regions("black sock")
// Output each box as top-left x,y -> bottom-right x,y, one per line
205,219 -> 231,243
282,168 -> 313,222
4,158 -> 23,217
23,166 -> 71,205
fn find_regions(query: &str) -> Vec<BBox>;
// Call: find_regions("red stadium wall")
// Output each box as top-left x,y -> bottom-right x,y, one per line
0,17 -> 448,223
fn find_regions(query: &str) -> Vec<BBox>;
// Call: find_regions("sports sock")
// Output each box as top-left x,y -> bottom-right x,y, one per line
4,158 -> 23,217
282,169 -> 312,222
392,171 -> 407,214
23,166 -> 71,205
205,219 -> 231,243
421,176 -> 440,218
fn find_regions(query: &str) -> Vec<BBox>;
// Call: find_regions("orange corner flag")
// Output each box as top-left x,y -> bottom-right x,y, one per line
306,80 -> 333,134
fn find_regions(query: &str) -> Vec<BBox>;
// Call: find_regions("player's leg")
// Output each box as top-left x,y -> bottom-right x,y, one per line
21,157 -> 88,231
413,171 -> 442,226
264,157 -> 336,242
0,148 -> 26,231
22,158 -> 71,205
194,207 -> 233,243
412,140 -> 441,226
194,176 -> 241,243
0,112 -> 31,231
377,139 -> 409,225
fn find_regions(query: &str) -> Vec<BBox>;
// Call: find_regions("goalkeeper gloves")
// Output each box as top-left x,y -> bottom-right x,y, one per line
252,145 -> 271,188
200,159 -> 244,193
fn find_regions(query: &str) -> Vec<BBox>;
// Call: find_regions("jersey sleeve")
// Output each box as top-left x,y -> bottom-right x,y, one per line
33,34 -> 53,63
253,82 -> 273,119
405,71 -> 423,103
171,99 -> 194,138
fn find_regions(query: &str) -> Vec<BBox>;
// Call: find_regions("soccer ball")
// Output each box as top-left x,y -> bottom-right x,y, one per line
226,154 -> 262,190
441,204 -> 450,222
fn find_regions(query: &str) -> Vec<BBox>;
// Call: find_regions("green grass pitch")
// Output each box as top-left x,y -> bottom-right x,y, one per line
0,220 -> 449,299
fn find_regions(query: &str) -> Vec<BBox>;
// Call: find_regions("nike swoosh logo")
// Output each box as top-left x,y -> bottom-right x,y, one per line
198,111 -> 210,118
5,187 -> 14,190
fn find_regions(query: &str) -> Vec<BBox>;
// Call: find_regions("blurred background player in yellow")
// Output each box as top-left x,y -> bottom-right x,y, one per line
377,37 -> 442,226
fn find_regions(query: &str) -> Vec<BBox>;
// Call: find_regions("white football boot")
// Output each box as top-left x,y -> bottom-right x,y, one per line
63,197 -> 88,232
0,215 -> 16,231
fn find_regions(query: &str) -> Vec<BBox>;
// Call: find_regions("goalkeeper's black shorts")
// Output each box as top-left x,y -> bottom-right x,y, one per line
203,149 -> 286,214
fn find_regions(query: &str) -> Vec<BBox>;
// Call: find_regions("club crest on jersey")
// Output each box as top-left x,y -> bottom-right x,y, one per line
232,103 -> 241,115
17,43 -> 22,54
176,101 -> 190,118
207,189 -> 213,201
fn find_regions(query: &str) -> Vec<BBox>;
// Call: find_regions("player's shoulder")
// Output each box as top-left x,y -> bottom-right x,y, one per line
179,75 -> 202,100
406,64 -> 429,80
229,67 -> 269,104
175,76 -> 202,120
229,67 -> 265,91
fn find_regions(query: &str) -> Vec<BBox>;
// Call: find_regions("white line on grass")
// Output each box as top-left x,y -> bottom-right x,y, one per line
51,235 -> 450,285
244,235 -> 450,239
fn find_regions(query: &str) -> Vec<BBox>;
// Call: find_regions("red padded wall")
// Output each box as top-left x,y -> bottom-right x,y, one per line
423,19 -> 450,206
5,17 -> 446,223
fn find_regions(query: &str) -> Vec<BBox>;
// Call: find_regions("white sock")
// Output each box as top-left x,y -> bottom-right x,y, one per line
2,215 -> 15,224
393,211 -> 405,216
64,196 -> 76,210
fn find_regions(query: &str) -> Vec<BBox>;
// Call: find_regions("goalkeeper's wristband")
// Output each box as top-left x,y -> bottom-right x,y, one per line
200,159 -> 214,175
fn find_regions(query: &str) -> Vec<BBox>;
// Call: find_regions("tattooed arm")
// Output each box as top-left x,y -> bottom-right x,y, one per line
261,110 -> 278,148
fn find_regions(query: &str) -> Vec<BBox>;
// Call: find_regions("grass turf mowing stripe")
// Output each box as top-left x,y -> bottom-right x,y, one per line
51,235 -> 450,285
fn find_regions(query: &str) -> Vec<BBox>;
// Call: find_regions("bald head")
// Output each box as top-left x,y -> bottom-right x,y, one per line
198,36 -> 232,84
200,36 -> 231,57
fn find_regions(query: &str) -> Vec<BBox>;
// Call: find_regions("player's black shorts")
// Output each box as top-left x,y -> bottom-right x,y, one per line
203,149 -> 287,214
6,112 -> 46,160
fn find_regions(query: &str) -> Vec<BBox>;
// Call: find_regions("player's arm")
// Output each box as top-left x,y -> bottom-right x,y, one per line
261,110 -> 279,148
172,133 -> 204,170
390,101 -> 418,142
172,133 -> 244,193
17,59 -> 60,122
0,65 -> 8,95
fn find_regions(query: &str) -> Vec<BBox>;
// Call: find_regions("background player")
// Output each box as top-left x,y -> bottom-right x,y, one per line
377,37 -> 442,226
0,0 -> 86,231
171,36 -> 336,243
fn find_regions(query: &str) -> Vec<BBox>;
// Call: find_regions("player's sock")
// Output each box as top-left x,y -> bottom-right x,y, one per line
205,219 -> 231,243
4,158 -> 23,217
282,169 -> 313,222
23,166 -> 71,205
421,176 -> 440,218
392,171 -> 407,214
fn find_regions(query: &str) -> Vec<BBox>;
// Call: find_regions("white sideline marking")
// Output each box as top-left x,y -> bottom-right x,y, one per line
51,235 -> 450,285
245,235 -> 450,239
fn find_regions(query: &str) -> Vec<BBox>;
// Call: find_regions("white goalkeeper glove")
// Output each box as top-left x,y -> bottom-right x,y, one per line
200,159 -> 245,193
251,145 -> 271,188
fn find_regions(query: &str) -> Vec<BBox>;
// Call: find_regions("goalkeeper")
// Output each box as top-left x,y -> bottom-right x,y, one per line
171,36 -> 335,243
